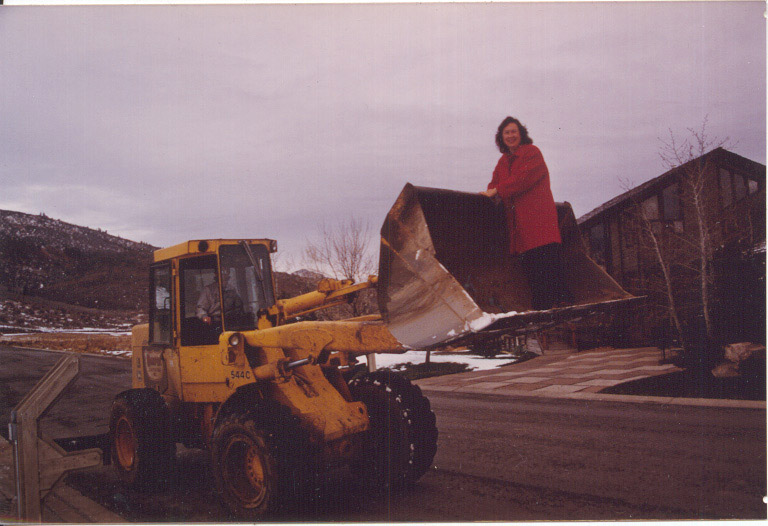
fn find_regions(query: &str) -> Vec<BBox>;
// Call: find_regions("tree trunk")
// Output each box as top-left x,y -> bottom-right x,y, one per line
691,187 -> 716,344
646,221 -> 687,352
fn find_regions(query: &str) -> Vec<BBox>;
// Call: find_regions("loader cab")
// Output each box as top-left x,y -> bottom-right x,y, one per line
149,240 -> 277,348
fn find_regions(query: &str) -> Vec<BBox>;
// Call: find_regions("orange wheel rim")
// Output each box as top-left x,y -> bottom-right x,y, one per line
115,416 -> 136,468
222,435 -> 268,507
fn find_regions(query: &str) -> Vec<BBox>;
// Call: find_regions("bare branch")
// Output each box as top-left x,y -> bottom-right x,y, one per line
312,216 -> 375,281
302,216 -> 378,317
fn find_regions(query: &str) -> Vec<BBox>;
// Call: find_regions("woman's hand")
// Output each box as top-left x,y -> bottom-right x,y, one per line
480,188 -> 498,198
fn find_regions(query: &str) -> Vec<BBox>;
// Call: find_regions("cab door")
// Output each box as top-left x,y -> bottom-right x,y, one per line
177,254 -> 232,401
138,262 -> 176,395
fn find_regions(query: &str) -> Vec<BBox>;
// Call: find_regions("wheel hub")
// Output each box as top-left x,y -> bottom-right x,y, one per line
115,416 -> 136,468
245,445 -> 265,490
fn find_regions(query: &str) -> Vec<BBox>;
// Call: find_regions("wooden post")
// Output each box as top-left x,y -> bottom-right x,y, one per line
9,354 -> 103,522
366,353 -> 377,372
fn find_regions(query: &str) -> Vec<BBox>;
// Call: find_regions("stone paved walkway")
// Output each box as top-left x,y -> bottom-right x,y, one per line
417,347 -> 683,395
416,346 -> 765,409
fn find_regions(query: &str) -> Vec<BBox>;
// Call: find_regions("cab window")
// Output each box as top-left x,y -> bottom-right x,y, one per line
149,264 -> 172,345
219,243 -> 275,331
179,255 -> 219,346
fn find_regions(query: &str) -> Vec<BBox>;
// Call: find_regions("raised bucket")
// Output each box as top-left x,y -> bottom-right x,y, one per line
378,184 -> 639,349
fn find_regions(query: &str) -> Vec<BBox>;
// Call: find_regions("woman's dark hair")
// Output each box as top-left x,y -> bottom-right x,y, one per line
495,116 -> 533,153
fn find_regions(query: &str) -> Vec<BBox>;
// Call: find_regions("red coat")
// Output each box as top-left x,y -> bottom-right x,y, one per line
487,144 -> 561,255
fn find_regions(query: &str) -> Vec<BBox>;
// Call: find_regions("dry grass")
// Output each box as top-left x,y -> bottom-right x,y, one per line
0,332 -> 132,358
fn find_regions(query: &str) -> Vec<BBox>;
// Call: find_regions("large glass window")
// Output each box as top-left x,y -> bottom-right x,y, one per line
609,219 -> 621,273
150,264 -> 172,345
589,223 -> 606,267
661,184 -> 682,221
720,169 -> 733,208
219,243 -> 275,331
748,178 -> 759,195
733,173 -> 747,201
620,214 -> 638,271
641,195 -> 659,221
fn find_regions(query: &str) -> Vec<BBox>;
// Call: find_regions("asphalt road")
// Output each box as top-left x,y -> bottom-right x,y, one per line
0,346 -> 131,441
1,346 -> 765,521
428,391 -> 766,520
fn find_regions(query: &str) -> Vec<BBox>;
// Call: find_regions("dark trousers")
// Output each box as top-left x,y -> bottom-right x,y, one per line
519,242 -> 573,310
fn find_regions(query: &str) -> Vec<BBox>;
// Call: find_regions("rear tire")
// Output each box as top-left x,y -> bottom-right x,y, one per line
350,370 -> 438,485
210,402 -> 309,520
109,389 -> 174,490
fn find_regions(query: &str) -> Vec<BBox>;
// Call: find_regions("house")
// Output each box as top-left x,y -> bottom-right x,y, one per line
576,148 -> 765,351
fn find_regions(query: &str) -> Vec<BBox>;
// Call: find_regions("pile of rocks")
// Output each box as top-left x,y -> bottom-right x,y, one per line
712,342 -> 766,378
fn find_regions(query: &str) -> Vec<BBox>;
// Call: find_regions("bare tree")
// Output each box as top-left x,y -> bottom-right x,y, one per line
658,118 -> 729,348
620,177 -> 689,353
615,119 -> 735,361
303,217 -> 376,282
269,249 -> 297,274
303,217 -> 378,318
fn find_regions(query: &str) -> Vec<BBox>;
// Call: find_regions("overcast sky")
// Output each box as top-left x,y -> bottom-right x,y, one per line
0,3 -> 764,271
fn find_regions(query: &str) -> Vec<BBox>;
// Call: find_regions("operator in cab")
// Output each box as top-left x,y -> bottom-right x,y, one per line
196,267 -> 245,333
480,116 -> 572,310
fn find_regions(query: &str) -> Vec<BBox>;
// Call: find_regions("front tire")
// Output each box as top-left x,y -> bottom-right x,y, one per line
350,370 -> 438,485
210,402 -> 309,519
211,413 -> 276,518
348,377 -> 410,491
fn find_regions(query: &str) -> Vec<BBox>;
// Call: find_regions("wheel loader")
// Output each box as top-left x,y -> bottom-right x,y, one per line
109,184 -> 639,518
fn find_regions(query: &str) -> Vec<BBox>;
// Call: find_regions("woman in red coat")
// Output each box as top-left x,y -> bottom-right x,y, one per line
480,116 -> 572,310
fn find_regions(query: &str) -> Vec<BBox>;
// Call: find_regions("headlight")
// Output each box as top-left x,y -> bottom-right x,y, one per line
228,333 -> 242,347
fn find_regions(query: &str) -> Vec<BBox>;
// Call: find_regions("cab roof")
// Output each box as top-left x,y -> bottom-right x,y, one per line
153,239 -> 276,263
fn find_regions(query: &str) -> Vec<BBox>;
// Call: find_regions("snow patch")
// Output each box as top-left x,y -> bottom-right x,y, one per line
371,349 -> 518,372
0,325 -> 131,337
466,309 -> 520,332
100,349 -> 132,356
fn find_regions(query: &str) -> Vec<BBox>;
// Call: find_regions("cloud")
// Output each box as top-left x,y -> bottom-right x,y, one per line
0,2 -> 763,262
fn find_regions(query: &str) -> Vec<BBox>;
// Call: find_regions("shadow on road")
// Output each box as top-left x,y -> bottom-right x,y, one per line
64,447 -> 420,523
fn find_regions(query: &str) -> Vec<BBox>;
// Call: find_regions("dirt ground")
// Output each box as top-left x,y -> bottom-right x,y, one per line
604,365 -> 766,400
0,333 -> 131,357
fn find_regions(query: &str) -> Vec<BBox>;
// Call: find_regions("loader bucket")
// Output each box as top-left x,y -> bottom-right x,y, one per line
378,184 -> 639,349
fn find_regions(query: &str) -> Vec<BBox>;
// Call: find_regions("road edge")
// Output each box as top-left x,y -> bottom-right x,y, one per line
417,383 -> 766,409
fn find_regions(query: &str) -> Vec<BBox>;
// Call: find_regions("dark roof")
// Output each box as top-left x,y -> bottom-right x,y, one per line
577,148 -> 765,225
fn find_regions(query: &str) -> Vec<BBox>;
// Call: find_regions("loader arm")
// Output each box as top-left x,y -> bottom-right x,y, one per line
270,276 -> 378,322
242,319 -> 404,358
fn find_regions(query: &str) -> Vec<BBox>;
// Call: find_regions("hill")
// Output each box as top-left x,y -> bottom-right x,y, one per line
0,210 -> 155,311
292,268 -> 327,281
0,209 -> 321,330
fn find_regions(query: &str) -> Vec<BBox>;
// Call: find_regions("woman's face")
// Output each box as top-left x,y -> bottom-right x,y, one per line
502,122 -> 521,151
